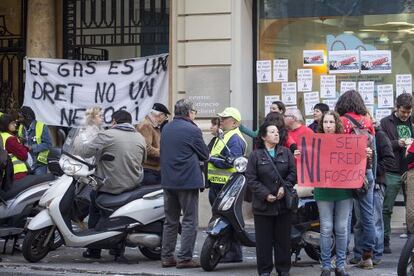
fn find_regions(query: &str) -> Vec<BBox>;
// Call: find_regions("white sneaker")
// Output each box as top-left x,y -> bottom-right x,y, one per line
400,233 -> 408,239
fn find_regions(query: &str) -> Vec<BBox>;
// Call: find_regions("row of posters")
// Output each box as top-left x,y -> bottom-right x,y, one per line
257,50 -> 394,83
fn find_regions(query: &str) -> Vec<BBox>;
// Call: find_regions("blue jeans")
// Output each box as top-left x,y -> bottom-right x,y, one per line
353,169 -> 375,257
317,198 -> 353,270
33,164 -> 48,175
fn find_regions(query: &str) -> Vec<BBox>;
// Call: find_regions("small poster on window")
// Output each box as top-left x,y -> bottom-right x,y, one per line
320,75 -> 336,99
375,109 -> 392,122
282,82 -> 297,105
273,59 -> 288,82
323,98 -> 337,111
304,92 -> 320,116
264,95 -> 280,115
360,50 -> 392,74
303,50 -> 325,67
297,69 -> 312,92
377,84 -> 394,108
328,50 -> 360,74
256,60 -> 272,83
396,74 -> 412,96
340,81 -> 357,94
358,81 -> 374,105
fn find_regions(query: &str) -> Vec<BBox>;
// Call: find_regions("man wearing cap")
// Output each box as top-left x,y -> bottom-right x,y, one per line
136,103 -> 170,185
208,107 -> 247,263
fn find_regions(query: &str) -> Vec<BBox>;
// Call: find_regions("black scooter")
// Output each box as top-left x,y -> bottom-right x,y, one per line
200,155 -> 322,272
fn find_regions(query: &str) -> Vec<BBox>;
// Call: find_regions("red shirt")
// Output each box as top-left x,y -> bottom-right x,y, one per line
5,135 -> 29,180
289,124 -> 314,145
283,132 -> 297,149
340,112 -> 375,135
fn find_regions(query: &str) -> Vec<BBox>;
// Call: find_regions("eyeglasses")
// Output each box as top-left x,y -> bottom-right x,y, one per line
191,109 -> 198,115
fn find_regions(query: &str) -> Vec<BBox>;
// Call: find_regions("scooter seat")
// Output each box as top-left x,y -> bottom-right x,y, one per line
3,174 -> 55,200
96,185 -> 162,210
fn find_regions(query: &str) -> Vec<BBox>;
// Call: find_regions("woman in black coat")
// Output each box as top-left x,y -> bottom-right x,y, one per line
245,121 -> 297,276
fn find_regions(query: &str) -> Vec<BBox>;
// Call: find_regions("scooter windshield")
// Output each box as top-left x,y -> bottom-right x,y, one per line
62,127 -> 97,164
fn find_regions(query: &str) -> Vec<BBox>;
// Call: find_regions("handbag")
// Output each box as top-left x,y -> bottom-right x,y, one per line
264,150 -> 298,211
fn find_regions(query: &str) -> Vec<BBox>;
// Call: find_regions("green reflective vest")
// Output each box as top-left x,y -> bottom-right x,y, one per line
0,132 -> 28,174
18,121 -> 49,164
207,128 -> 246,184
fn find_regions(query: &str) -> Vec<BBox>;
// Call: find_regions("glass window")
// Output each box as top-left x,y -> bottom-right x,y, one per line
256,0 -> 414,124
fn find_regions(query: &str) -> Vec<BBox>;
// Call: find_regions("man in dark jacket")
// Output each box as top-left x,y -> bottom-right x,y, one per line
380,93 -> 414,253
160,99 -> 209,269
351,122 -> 395,265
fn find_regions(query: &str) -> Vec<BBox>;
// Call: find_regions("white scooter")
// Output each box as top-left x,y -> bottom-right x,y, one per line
22,129 -> 165,263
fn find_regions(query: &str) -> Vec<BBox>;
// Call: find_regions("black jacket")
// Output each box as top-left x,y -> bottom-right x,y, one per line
246,146 -> 297,216
380,114 -> 414,174
374,126 -> 395,185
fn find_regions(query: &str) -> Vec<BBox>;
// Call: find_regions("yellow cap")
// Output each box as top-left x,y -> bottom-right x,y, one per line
217,107 -> 241,122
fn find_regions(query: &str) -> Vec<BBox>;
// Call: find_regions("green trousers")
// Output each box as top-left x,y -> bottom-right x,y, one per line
382,172 -> 403,240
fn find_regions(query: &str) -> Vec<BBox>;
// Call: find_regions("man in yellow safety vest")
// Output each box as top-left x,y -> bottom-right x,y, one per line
17,106 -> 52,175
207,107 -> 246,263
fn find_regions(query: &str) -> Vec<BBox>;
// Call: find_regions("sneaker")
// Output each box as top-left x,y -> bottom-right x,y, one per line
400,233 -> 408,239
335,268 -> 350,276
321,269 -> 331,276
373,259 -> 382,266
349,257 -> 360,264
357,258 -> 374,269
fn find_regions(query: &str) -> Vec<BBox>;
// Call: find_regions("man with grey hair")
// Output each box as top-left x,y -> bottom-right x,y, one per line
160,99 -> 209,269
284,108 -> 313,145
136,103 -> 170,185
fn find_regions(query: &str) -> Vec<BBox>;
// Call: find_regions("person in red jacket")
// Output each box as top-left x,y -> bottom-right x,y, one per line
0,114 -> 29,180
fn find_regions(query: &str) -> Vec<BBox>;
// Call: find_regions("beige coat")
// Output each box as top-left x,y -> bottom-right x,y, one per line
136,116 -> 161,171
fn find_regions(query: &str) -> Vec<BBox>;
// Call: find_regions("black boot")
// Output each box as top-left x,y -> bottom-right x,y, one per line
335,268 -> 349,276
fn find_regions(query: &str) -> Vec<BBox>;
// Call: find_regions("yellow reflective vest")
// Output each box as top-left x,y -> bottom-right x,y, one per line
18,121 -> 49,164
207,128 -> 246,184
0,132 -> 28,174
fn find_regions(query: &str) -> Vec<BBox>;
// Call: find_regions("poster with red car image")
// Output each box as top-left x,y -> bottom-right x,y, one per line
328,50 -> 360,74
360,50 -> 392,74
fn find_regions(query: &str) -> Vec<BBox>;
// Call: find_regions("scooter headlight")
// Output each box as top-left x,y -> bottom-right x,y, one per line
219,197 -> 235,211
61,159 -> 82,176
233,157 -> 248,173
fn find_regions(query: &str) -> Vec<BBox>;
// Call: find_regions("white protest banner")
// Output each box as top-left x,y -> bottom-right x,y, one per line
297,69 -> 312,92
264,95 -> 280,115
256,60 -> 272,83
396,74 -> 412,96
24,54 -> 169,127
360,50 -> 392,74
340,81 -> 357,94
282,82 -> 297,105
377,84 -> 394,108
323,98 -> 337,110
358,81 -> 374,105
328,50 -> 360,74
304,92 -> 320,116
375,109 -> 392,122
303,50 -> 325,67
320,75 -> 336,99
273,59 -> 288,82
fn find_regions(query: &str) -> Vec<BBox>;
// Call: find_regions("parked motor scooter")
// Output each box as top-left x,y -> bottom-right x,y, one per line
200,148 -> 322,271
0,160 -> 57,253
22,128 -> 165,263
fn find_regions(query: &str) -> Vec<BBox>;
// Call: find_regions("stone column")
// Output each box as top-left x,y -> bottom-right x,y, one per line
26,0 -> 56,58
26,0 -> 58,145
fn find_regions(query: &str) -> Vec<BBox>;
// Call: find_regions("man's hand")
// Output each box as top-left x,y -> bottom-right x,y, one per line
366,147 -> 373,160
399,139 -> 407,147
266,194 -> 277,203
294,150 -> 301,157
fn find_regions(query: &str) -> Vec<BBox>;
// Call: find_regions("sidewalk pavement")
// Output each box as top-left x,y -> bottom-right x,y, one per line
0,230 -> 405,276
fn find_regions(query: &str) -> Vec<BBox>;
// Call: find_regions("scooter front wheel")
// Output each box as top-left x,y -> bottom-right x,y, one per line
200,236 -> 225,271
22,227 -> 53,263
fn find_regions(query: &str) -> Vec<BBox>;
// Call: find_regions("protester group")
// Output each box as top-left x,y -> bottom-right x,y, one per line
0,89 -> 413,276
